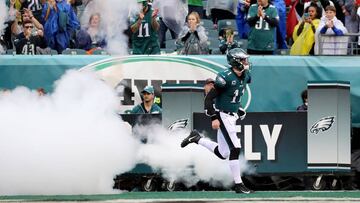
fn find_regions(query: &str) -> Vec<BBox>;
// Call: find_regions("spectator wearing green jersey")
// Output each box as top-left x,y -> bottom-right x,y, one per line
130,0 -> 160,55
247,0 -> 279,55
130,86 -> 162,114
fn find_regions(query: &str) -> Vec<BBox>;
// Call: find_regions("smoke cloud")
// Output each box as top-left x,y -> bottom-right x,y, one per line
0,0 -> 8,54
0,71 -> 139,195
81,0 -> 138,55
0,72 -> 254,195
134,123 -> 254,188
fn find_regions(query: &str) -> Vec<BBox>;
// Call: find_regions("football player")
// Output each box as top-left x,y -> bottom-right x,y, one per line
181,48 -> 253,194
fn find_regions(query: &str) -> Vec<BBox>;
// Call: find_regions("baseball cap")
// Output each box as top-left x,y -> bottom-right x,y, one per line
142,85 -> 154,94
205,78 -> 215,85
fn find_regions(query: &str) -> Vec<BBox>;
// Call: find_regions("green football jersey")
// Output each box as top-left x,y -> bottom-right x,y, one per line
130,8 -> 160,55
247,4 -> 278,51
130,103 -> 162,114
188,0 -> 203,6
214,68 -> 251,113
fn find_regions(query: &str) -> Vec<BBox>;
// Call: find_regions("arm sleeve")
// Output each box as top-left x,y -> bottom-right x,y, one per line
204,87 -> 220,121
264,15 -> 279,27
320,25 -> 327,34
332,26 -> 344,35
247,15 -> 260,26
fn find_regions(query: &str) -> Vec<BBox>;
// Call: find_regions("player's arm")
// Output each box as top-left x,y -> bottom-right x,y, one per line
204,87 -> 219,121
205,74 -> 226,120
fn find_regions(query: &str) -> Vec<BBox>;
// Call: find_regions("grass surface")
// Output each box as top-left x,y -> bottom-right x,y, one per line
1,191 -> 360,201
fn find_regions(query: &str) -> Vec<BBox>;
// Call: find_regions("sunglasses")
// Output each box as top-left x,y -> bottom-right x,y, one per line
24,25 -> 33,29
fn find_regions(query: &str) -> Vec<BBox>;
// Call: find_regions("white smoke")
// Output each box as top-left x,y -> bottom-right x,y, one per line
134,123 -> 255,188
81,0 -> 138,55
0,69 -> 254,195
0,0 -> 8,54
0,70 -> 139,195
152,0 -> 188,35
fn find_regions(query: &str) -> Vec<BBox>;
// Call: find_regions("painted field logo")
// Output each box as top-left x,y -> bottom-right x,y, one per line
310,116 -> 335,134
80,56 -> 252,112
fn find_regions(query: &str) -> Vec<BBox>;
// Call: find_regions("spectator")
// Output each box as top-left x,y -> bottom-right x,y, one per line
343,0 -> 360,54
176,11 -> 209,55
130,0 -> 160,55
21,0 -> 46,22
315,5 -> 348,55
41,0 -> 80,53
290,3 -> 321,55
6,0 -> 21,19
206,0 -> 237,29
76,13 -> 106,52
273,0 -> 287,49
11,7 -> 44,40
219,27 -> 240,54
204,78 -> 215,95
296,90 -> 308,111
68,0 -> 83,16
130,86 -> 162,114
14,19 -> 46,54
247,0 -> 279,55
236,0 -> 252,39
153,0 -> 186,49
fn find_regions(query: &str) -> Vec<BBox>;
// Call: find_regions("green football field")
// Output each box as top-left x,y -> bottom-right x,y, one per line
1,191 -> 360,202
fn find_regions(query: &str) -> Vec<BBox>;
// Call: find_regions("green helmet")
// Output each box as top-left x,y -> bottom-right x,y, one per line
226,48 -> 250,70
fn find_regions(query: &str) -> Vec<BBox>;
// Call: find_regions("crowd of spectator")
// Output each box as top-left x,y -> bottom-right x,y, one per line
1,0 -> 360,56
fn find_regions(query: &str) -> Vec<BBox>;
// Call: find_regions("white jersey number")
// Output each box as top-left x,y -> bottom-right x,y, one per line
22,44 -> 35,55
255,17 -> 270,30
138,23 -> 150,37
231,89 -> 240,103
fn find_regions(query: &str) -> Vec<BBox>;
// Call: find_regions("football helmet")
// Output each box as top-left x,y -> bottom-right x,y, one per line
226,48 -> 250,71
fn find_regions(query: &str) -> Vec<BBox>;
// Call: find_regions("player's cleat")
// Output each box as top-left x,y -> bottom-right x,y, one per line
234,183 -> 253,194
181,130 -> 202,148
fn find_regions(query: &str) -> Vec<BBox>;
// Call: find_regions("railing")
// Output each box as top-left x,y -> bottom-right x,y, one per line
318,33 -> 360,56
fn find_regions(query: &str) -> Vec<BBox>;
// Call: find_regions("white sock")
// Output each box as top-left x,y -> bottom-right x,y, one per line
198,138 -> 217,153
229,159 -> 243,184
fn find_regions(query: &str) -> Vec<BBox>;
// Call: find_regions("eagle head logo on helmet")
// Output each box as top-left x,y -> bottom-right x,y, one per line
226,48 -> 250,71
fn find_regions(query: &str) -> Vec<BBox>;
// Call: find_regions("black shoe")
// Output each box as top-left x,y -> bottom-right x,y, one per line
181,130 -> 201,148
234,183 -> 253,194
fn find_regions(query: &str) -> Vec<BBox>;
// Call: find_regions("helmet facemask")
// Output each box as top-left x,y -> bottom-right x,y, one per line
227,48 -> 250,71
233,57 -> 249,71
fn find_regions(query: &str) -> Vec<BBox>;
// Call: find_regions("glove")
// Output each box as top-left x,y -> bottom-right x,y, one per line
237,107 -> 246,120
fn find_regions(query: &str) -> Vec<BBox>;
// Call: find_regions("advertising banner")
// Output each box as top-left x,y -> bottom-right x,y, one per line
193,112 -> 308,174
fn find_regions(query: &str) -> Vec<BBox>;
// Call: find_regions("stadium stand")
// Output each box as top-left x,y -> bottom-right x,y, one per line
165,39 -> 177,51
200,19 -> 214,30
217,19 -> 237,33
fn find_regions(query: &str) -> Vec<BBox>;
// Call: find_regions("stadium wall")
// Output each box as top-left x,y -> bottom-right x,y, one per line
0,55 -> 360,127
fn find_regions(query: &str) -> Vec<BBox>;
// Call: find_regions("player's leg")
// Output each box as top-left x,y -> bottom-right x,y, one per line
218,112 -> 252,193
196,130 -> 227,160
181,130 -> 227,159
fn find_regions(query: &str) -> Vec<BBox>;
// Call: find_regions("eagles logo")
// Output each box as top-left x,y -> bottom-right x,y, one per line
310,116 -> 335,134
168,119 -> 189,131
